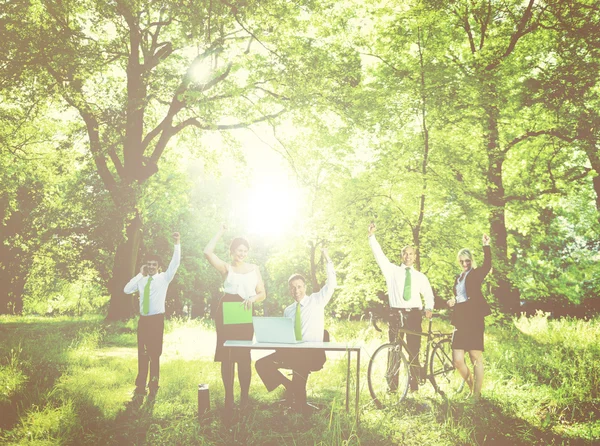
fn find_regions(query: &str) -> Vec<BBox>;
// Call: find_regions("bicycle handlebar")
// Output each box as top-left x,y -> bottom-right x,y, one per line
369,312 -> 383,333
369,310 -> 451,334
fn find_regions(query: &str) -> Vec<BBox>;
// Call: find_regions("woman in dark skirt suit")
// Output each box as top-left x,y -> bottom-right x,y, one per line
446,234 -> 492,400
204,225 -> 266,410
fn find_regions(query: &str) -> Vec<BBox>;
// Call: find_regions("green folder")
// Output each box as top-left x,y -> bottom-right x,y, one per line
223,302 -> 253,325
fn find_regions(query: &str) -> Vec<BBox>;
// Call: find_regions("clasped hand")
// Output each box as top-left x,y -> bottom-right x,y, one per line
242,296 -> 255,310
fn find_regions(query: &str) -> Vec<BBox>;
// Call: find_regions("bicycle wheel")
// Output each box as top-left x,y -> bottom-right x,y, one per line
367,343 -> 410,409
430,338 -> 465,398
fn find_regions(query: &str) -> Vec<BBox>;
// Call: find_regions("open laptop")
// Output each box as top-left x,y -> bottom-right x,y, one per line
253,317 -> 304,344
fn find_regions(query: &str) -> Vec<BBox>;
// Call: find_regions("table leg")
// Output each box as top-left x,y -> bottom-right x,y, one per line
227,348 -> 234,409
346,350 -> 351,412
355,348 -> 360,426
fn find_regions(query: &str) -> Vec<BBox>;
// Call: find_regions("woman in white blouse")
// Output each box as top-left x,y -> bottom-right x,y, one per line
204,225 -> 266,412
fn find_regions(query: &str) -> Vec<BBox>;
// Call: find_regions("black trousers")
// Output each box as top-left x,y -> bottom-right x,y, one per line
136,313 -> 165,391
389,308 -> 422,391
255,349 -> 326,406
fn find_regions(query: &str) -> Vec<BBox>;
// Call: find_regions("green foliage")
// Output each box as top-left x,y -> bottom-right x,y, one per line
2,0 -> 600,319
0,344 -> 27,405
0,89 -> 113,314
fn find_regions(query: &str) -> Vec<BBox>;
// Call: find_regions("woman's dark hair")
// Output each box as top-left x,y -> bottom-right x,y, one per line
230,237 -> 250,254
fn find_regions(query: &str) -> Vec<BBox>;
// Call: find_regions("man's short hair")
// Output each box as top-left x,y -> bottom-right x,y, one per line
288,273 -> 306,285
401,245 -> 415,255
146,254 -> 161,265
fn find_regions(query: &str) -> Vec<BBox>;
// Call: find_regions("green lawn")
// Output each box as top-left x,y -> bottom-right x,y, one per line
0,314 -> 598,445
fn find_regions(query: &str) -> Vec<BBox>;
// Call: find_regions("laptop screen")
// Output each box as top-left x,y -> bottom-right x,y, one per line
253,317 -> 303,344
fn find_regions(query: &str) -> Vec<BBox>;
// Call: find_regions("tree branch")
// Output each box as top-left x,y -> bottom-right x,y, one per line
171,109 -> 286,133
504,129 -> 575,154
44,65 -> 119,195
358,52 -> 413,79
486,0 -> 542,71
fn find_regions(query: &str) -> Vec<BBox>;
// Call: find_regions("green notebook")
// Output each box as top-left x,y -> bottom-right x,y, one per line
222,302 -> 253,325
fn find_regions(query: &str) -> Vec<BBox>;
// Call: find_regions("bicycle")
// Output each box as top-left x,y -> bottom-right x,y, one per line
367,311 -> 465,409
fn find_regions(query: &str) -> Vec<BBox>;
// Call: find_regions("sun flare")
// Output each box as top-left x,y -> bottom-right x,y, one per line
244,180 -> 301,237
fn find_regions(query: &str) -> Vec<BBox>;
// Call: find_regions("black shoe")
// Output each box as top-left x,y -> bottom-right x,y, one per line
416,402 -> 430,412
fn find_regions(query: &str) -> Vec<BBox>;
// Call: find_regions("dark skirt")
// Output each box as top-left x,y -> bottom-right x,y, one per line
451,301 -> 485,351
214,293 -> 254,362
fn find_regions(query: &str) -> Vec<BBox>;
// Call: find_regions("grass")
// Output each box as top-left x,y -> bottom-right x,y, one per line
0,313 -> 598,445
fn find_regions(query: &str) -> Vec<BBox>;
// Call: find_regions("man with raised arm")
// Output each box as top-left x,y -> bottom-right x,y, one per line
368,223 -> 434,392
124,232 -> 181,401
255,248 -> 336,413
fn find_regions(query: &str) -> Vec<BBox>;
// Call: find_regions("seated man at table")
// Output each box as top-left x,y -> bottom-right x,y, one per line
255,248 -> 336,413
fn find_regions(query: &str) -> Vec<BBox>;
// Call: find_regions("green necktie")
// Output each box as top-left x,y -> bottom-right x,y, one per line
143,276 -> 153,315
403,268 -> 411,301
294,302 -> 302,341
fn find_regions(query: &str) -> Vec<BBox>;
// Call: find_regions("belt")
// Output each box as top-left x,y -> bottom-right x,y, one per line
390,307 -> 421,312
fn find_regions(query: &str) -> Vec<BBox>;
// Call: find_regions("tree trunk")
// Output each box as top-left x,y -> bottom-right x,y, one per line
593,175 -> 600,218
579,136 -> 600,219
484,87 -> 520,313
0,201 -> 33,315
0,259 -> 28,315
166,283 -> 183,318
413,26 -> 430,274
190,292 -> 206,319
106,212 -> 144,321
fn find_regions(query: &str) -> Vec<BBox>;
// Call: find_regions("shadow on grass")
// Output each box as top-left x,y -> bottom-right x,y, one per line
488,319 -> 600,427
0,317 -> 103,431
434,396 -> 592,445
0,316 -> 140,432
4,316 -> 597,445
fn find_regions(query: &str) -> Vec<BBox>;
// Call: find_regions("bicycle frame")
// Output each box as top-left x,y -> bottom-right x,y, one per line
391,316 -> 449,375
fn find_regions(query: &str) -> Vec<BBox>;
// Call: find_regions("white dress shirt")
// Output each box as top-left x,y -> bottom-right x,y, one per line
368,235 -> 434,310
455,269 -> 471,303
124,244 -> 181,316
283,262 -> 336,342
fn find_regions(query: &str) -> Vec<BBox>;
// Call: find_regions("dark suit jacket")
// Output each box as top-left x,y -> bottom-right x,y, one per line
450,245 -> 492,326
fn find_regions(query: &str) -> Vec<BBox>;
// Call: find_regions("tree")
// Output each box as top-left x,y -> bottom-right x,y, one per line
0,94 -> 106,313
6,0 -> 317,319
426,0 -> 572,312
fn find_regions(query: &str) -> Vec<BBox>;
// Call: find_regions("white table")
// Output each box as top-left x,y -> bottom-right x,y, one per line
224,340 -> 361,423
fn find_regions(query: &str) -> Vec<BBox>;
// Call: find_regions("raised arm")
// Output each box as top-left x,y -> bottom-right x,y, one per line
480,234 -> 492,277
164,232 -> 181,283
203,225 -> 228,276
368,223 -> 392,277
313,248 -> 337,307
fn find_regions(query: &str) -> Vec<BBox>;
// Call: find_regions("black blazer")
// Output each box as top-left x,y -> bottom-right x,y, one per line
451,245 -> 492,325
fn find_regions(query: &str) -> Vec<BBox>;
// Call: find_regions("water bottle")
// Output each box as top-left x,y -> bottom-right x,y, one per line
198,384 -> 210,419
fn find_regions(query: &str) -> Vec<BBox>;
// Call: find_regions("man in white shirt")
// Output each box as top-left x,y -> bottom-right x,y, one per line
124,232 -> 181,400
368,223 -> 434,392
255,248 -> 336,413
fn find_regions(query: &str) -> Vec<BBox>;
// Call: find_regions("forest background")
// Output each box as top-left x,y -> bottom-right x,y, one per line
2,0 -> 599,320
